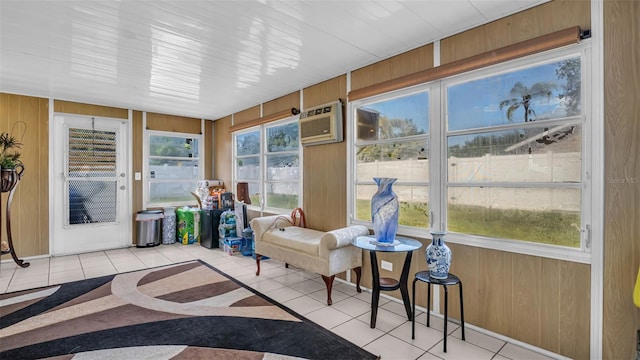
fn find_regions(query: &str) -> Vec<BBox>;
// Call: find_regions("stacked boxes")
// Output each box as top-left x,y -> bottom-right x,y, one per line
218,209 -> 238,255
223,237 -> 243,256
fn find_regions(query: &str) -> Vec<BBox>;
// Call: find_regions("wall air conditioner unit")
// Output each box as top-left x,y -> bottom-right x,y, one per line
299,100 -> 343,146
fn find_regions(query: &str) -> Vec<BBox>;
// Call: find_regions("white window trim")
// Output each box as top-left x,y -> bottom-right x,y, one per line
233,125 -> 263,213
232,116 -> 302,215
348,41 -> 595,264
142,116 -> 204,209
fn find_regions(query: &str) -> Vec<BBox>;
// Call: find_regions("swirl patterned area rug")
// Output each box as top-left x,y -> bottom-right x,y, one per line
0,260 -> 378,359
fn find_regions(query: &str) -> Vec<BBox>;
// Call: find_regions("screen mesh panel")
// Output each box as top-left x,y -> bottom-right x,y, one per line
67,127 -> 118,225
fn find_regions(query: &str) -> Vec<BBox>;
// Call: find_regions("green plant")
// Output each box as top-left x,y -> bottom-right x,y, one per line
0,132 -> 23,169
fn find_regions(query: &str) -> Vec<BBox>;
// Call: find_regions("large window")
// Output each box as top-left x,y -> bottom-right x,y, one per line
234,117 -> 301,212
446,55 -> 583,249
145,131 -> 202,207
350,45 -> 590,261
353,90 -> 430,231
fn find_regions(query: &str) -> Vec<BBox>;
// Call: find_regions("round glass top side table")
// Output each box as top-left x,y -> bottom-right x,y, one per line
352,235 -> 422,328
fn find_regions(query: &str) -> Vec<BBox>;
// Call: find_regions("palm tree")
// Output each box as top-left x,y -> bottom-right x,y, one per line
499,82 -> 557,122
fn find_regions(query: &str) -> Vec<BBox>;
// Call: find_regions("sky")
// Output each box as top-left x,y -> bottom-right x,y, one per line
358,58 -> 575,135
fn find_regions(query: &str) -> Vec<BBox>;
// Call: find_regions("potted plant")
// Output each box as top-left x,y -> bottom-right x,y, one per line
0,131 -> 24,192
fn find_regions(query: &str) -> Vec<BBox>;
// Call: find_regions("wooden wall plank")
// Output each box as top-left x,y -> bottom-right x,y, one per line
559,260 -> 590,359
205,120 -> 214,180
511,254 -> 540,345
302,75 -> 347,231
146,112 -> 201,134
36,98 -> 49,254
131,110 -> 143,244
603,0 -> 640,358
479,248 -> 513,334
233,106 -> 261,125
0,93 -> 49,258
444,243 -> 476,322
539,258 -> 561,353
263,92 -> 300,117
440,0 -> 591,64
54,100 -> 128,118
351,45 -> 434,91
213,115 -> 232,189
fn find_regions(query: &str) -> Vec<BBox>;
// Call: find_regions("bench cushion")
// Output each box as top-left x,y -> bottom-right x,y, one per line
262,226 -> 324,257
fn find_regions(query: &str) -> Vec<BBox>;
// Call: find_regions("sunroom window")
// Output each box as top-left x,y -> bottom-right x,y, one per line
352,90 -> 430,230
349,46 -> 590,261
233,116 -> 301,212
145,131 -> 202,207
445,55 -> 583,249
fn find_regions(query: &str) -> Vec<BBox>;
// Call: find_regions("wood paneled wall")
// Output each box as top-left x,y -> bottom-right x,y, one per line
145,112 -> 201,134
131,111 -> 143,243
263,92 -> 300,117
603,0 -> 640,359
440,0 -> 591,64
302,75 -> 348,232
0,94 -> 49,258
442,245 -> 591,358
233,106 -> 261,126
54,100 -> 129,119
351,44 -> 434,91
213,115 -> 232,188
205,120 -> 214,179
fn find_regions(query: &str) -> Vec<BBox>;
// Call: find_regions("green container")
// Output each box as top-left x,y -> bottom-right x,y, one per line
176,206 -> 201,244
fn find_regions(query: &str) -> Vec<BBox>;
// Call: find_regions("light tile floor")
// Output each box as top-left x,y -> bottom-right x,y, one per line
1,244 -> 563,360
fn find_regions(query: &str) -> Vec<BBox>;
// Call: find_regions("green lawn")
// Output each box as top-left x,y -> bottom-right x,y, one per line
356,199 -> 580,247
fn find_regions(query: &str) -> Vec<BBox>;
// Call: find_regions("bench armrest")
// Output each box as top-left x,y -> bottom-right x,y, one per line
320,225 -> 369,250
250,215 -> 294,243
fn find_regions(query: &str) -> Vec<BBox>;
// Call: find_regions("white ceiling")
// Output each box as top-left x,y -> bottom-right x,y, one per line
0,0 -> 548,120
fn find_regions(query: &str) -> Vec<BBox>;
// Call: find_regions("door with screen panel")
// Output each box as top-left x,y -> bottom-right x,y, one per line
52,114 -> 129,255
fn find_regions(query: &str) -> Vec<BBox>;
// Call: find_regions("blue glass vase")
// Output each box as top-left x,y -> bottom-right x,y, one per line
426,231 -> 451,279
371,177 -> 399,243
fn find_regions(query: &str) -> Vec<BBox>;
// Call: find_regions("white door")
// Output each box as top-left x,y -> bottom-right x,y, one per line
51,114 -> 130,255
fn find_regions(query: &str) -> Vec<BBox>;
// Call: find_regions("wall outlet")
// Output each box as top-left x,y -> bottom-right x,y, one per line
381,260 -> 393,271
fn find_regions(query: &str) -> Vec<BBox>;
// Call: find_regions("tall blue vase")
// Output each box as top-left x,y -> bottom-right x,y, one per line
426,231 -> 451,279
371,177 -> 399,243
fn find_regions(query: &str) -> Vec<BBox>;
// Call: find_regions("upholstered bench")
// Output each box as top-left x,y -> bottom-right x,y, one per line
250,214 -> 369,305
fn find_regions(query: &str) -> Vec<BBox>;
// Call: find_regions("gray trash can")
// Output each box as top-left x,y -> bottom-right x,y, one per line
136,210 -> 163,247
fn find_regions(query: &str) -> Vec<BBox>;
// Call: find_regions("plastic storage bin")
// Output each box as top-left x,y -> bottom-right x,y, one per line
136,210 -> 163,247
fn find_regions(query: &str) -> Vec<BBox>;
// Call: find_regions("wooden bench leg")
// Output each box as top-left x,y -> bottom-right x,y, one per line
255,254 -> 262,276
354,266 -> 362,293
321,275 -> 335,306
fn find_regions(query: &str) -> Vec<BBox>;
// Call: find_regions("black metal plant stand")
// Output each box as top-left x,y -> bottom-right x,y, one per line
0,165 -> 29,268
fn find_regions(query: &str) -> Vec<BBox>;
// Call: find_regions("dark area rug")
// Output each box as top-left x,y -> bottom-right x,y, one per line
0,260 -> 378,360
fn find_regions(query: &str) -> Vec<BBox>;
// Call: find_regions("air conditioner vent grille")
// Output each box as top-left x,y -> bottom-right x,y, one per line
299,100 -> 343,146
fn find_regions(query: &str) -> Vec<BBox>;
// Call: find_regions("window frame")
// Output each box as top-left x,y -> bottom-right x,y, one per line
143,129 -> 204,208
348,85 -> 433,240
232,115 -> 302,214
348,42 -> 592,263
